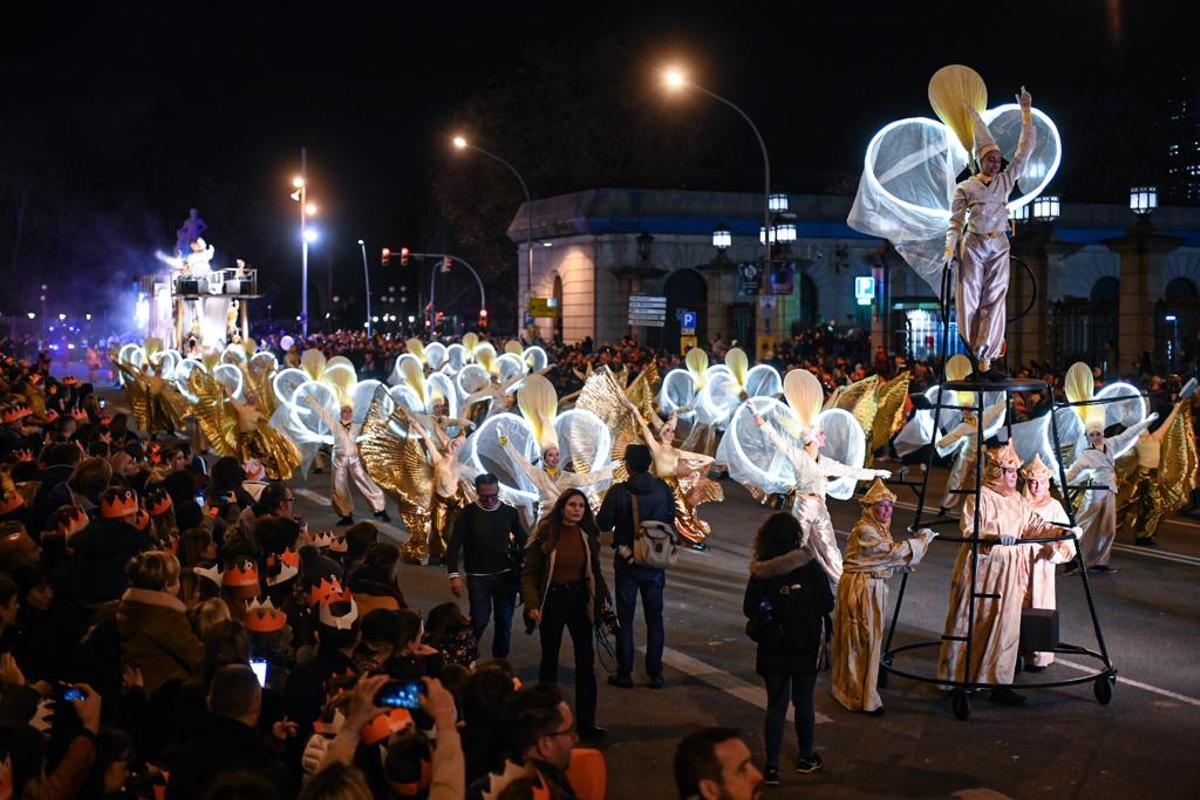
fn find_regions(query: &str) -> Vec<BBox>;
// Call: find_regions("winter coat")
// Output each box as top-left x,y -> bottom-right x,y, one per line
521,522 -> 610,624
743,549 -> 834,677
115,587 -> 204,694
71,518 -> 151,605
596,471 -> 675,552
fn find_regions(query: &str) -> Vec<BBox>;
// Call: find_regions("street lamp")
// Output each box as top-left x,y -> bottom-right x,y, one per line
712,223 -> 732,251
358,239 -> 373,337
452,134 -> 534,324
661,65 -> 772,275
1130,186 -> 1157,215
291,147 -> 316,338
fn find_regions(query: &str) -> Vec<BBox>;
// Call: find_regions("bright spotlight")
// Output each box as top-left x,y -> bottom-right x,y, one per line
58,313 -> 66,321
663,67 -> 687,90
357,239 -> 364,246
292,176 -> 305,188
305,202 -> 318,216
303,229 -> 319,243
452,135 -> 468,150
26,312 -> 35,320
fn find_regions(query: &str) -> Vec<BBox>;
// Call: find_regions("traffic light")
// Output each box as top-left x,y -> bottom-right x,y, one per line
478,308 -> 489,331
380,247 -> 391,267
400,247 -> 410,267
440,256 -> 452,273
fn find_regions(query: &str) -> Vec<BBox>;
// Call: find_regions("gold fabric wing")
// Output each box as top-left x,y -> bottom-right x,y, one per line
871,371 -> 911,454
188,370 -> 241,456
1158,408 -> 1198,514
828,375 -> 880,436
574,367 -> 642,464
358,386 -> 434,513
625,362 -> 663,430
114,360 -> 152,432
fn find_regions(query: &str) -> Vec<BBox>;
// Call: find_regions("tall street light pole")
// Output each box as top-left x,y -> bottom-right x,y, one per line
358,239 -> 372,337
662,68 -> 772,335
292,148 -> 320,339
452,135 -> 533,329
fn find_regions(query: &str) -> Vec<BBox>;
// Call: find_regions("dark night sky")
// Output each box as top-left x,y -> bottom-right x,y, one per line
0,0 -> 1194,321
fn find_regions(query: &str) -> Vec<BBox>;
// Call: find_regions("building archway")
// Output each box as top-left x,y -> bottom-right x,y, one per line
1090,276 -> 1120,304
662,268 -> 707,353
1159,277 -> 1200,371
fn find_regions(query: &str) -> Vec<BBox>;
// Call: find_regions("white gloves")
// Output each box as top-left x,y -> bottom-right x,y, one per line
918,528 -> 939,541
873,469 -> 892,479
1068,526 -> 1084,540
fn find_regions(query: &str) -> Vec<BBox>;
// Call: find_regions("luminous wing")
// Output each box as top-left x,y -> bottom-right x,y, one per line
818,407 -> 867,501
1158,408 -> 1198,514
827,375 -> 880,436
744,364 -> 782,399
465,414 -> 540,514
1097,382 -> 1149,458
496,353 -> 527,384
425,342 -> 448,371
523,346 -> 549,373
272,367 -> 310,412
625,362 -> 663,430
428,373 -> 460,420
716,397 -> 801,496
445,344 -> 468,374
390,354 -> 424,386
388,385 -> 426,416
457,364 -> 491,399
350,380 -> 385,425
696,370 -> 741,428
871,370 -> 911,454
556,409 -> 613,476
173,358 -> 205,402
659,368 -> 698,420
358,386 -> 434,511
115,362 -> 151,432
212,363 -> 244,400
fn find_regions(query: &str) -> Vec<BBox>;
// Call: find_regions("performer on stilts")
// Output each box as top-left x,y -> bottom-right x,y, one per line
944,86 -> 1035,379
304,396 -> 390,526
832,479 -> 936,713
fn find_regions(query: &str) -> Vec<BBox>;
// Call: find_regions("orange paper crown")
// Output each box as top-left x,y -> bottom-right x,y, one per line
14,404 -> 32,420
56,506 -> 89,537
132,509 -> 151,532
43,410 -> 59,424
360,708 -> 415,746
1,408 -> 22,425
307,576 -> 345,607
317,590 -> 359,631
100,490 -> 139,519
264,551 -> 299,587
71,408 -> 88,421
280,548 -> 301,569
147,491 -> 174,517
63,375 -> 78,386
245,597 -> 288,633
223,559 -> 260,588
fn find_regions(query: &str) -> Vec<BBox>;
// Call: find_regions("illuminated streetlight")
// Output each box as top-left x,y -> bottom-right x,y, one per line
305,202 -> 318,216
662,67 -> 687,90
292,176 -> 305,188
303,228 -> 319,243
26,312 -> 35,320
452,135 -> 468,150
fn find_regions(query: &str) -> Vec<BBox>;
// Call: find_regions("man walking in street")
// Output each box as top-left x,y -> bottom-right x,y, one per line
447,472 -> 527,658
598,443 -> 675,689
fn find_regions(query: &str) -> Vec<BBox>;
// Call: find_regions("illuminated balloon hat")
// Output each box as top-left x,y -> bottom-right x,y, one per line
847,64 -> 1062,293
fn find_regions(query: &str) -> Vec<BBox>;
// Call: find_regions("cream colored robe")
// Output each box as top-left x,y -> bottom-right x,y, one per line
937,486 -> 1059,685
1023,495 -> 1073,667
832,518 -> 934,711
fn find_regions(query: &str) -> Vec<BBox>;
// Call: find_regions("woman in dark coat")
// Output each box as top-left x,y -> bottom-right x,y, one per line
743,512 -> 834,783
521,488 -> 611,741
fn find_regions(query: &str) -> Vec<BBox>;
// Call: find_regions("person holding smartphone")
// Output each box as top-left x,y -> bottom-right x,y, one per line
520,488 -> 611,742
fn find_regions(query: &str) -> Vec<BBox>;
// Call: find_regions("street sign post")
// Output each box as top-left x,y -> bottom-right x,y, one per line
628,294 -> 667,328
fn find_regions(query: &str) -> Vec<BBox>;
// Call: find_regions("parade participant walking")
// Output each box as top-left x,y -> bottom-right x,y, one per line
521,488 -> 612,741
446,473 -> 527,659
304,396 -> 389,526
832,480 -> 936,714
598,443 -> 674,689
743,512 -> 834,782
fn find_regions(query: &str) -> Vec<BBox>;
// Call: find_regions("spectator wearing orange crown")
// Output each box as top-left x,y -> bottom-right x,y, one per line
116,551 -> 205,694
70,488 -> 151,606
283,583 -> 362,742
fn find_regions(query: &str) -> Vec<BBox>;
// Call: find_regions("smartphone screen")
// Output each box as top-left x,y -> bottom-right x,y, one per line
375,680 -> 422,709
62,687 -> 86,702
99,399 -> 107,409
195,489 -> 206,507
249,659 -> 268,688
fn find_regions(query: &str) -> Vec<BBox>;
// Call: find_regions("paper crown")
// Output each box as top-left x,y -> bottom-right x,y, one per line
63,375 -> 78,386
146,490 -> 174,517
1020,453 -> 1054,482
985,441 -> 1022,471
312,708 -> 348,737
280,548 -> 301,569
264,551 -> 299,587
100,489 -> 139,519
313,531 -> 349,553
360,707 -> 414,746
99,415 -> 112,427
132,509 -> 151,532
193,564 -> 223,587
307,576 -> 345,607
56,506 -> 89,537
317,590 -> 359,631
245,597 -> 288,633
0,492 -> 23,517
1,408 -> 22,424
43,410 -> 59,424
71,408 -> 89,421
859,478 -> 897,506
223,559 -> 260,588
243,458 -> 267,482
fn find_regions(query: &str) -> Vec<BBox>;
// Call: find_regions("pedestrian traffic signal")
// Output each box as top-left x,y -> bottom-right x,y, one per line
441,256 -> 452,273
381,247 -> 391,267
400,247 -> 410,267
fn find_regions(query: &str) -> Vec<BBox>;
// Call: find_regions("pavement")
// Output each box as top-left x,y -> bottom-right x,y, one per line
91,380 -> 1200,799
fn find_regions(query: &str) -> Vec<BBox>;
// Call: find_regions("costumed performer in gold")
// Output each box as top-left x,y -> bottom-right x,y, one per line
832,479 -> 936,714
625,398 -> 723,551
1118,388 -> 1194,548
937,443 -> 1080,704
1018,454 -> 1076,669
400,408 -> 475,565
944,86 -> 1035,379
304,396 -> 390,526
189,372 -> 300,480
752,369 -> 890,584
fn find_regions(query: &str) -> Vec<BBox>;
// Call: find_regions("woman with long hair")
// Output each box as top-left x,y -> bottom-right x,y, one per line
743,512 -> 834,785
520,488 -> 611,741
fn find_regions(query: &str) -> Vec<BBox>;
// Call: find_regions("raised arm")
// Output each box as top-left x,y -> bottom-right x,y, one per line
1106,413 -> 1158,453
500,435 -> 543,485
999,87 -> 1037,193
935,415 -> 976,454
754,414 -> 808,474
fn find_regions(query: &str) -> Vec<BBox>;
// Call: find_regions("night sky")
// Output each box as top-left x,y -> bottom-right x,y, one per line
1,0 -> 1193,327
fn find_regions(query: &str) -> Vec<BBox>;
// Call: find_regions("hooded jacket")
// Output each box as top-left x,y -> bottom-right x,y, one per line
743,548 -> 834,677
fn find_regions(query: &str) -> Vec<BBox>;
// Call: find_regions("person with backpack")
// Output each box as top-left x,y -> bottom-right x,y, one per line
743,512 -> 834,785
597,443 -> 675,689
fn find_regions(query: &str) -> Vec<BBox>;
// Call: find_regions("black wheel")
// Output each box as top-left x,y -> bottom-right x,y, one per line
878,663 -> 889,689
951,690 -> 971,721
1094,674 -> 1114,705
1015,653 -> 1025,674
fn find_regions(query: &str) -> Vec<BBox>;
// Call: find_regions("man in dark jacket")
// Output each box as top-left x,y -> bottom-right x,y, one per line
166,664 -> 294,800
447,473 -> 527,659
596,444 -> 675,689
70,489 -> 150,606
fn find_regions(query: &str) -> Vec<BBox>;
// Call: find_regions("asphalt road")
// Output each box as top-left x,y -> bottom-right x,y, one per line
288,456 -> 1200,800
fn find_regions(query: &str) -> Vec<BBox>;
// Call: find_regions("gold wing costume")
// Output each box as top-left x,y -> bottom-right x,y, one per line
113,355 -> 191,437
188,370 -> 299,479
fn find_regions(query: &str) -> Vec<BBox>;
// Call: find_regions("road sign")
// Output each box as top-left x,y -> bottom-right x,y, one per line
527,297 -> 560,318
628,294 -> 667,327
680,309 -> 698,336
680,335 -> 698,352
855,276 -> 876,306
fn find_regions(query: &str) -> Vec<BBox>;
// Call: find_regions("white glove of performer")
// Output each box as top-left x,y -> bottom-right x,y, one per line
872,469 -> 892,480
1068,526 -> 1084,540
918,528 -> 939,541
998,533 -> 1018,546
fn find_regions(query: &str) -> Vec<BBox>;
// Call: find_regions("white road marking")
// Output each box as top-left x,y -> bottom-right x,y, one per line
1056,658 -> 1200,708
655,646 -> 834,724
294,488 -> 331,506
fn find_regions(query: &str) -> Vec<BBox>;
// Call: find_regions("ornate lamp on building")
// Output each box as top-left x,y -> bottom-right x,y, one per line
768,193 -> 789,213
1130,186 -> 1158,215
712,223 -> 732,251
1032,194 -> 1060,221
